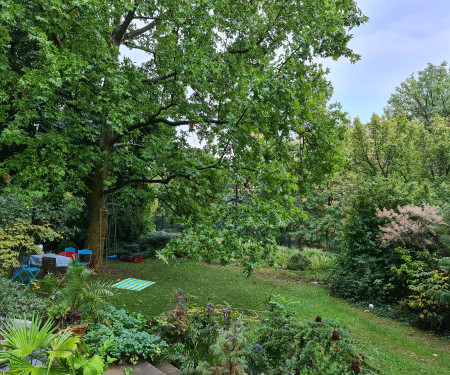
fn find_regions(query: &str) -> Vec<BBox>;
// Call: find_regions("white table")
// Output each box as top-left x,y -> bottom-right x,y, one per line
29,253 -> 73,268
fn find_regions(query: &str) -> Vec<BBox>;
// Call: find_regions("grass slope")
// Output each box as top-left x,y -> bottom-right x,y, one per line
99,259 -> 450,375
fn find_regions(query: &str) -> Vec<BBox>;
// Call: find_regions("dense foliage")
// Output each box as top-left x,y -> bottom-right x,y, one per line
0,315 -> 112,375
326,62 -> 450,332
0,277 -> 46,325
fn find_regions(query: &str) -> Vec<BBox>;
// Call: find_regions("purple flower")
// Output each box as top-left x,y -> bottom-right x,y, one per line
236,322 -> 243,328
254,344 -> 264,353
206,302 -> 215,314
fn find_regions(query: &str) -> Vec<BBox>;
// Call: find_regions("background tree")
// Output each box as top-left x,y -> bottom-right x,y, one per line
0,0 -> 367,269
386,61 -> 450,127
349,114 -> 450,182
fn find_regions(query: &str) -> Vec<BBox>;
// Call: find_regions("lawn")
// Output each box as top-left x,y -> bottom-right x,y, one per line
99,259 -> 450,375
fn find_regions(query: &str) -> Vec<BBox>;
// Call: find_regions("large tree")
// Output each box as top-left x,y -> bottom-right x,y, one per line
0,0 -> 367,269
386,61 -> 450,127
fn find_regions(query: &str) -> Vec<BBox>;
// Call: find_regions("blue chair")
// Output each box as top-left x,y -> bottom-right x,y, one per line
77,249 -> 92,267
10,257 -> 41,287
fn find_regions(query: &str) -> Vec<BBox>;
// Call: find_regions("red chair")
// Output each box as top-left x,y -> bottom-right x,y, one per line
58,247 -> 78,259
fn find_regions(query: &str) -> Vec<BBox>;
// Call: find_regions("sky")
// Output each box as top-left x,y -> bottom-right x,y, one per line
324,0 -> 450,123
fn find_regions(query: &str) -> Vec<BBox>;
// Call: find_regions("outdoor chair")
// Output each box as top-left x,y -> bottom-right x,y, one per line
64,247 -> 77,259
10,256 -> 40,287
40,256 -> 62,279
77,249 -> 92,267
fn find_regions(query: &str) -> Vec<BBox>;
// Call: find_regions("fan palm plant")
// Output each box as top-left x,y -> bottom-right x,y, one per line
0,315 -> 111,374
0,315 -> 78,374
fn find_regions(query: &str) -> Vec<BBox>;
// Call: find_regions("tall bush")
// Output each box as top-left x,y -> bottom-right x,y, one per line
330,177 -> 430,304
376,204 -> 446,252
0,221 -> 59,275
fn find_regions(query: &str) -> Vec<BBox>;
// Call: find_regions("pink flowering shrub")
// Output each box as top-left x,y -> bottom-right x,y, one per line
376,204 -> 446,251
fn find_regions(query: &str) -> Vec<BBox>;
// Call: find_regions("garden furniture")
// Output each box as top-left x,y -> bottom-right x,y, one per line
77,249 -> 92,267
10,257 -> 41,287
40,256 -> 62,279
29,253 -> 73,268
57,247 -> 78,259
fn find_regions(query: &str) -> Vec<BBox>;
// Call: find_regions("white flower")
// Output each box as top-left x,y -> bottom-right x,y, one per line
368,304 -> 374,309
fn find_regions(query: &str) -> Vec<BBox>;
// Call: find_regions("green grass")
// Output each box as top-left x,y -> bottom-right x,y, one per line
99,259 -> 450,375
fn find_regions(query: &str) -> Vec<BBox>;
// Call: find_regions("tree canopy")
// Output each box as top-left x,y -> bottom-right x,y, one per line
0,0 -> 367,269
386,61 -> 450,127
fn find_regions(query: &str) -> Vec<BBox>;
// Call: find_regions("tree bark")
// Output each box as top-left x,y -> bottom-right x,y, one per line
86,118 -> 114,270
85,162 -> 109,270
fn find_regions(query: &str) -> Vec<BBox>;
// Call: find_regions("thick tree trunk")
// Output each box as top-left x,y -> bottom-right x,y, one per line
86,162 -> 109,270
86,120 -> 114,270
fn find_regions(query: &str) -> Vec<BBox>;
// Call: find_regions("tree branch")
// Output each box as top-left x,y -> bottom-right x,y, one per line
111,0 -> 142,45
113,142 -> 145,148
277,44 -> 303,71
142,71 -> 177,85
123,18 -> 160,40
122,42 -> 156,55
105,174 -> 190,195
227,48 -> 250,55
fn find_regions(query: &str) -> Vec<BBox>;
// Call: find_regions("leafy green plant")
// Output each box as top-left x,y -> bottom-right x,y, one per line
0,221 -> 59,276
38,273 -> 62,295
407,257 -> 450,331
83,306 -> 167,365
264,245 -> 295,269
301,247 -> 336,270
84,323 -> 166,365
197,321 -> 248,375
330,255 -> 389,305
0,277 -> 46,328
252,299 -> 379,374
0,315 -> 113,375
286,251 -> 311,271
47,262 -> 114,328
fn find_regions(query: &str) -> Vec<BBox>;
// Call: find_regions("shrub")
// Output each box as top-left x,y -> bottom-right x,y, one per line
150,290 -> 253,373
249,299 -> 379,374
301,247 -> 336,270
0,221 -> 59,276
153,294 -> 378,375
376,204 -> 446,252
196,321 -> 248,375
407,257 -> 450,331
341,177 -> 426,257
84,306 -> 167,365
286,251 -> 311,271
332,177 -> 432,304
0,277 -> 46,325
264,245 -> 295,269
116,231 -> 178,258
46,263 -> 114,327
329,255 -> 389,305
